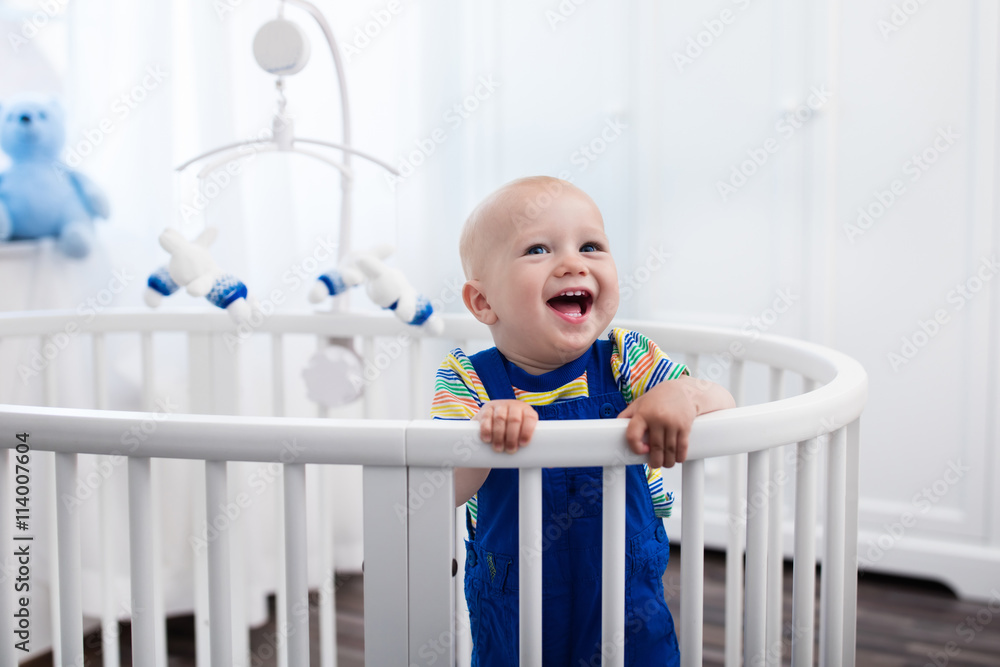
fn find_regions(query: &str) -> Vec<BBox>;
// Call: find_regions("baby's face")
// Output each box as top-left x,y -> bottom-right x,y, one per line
467,185 -> 619,373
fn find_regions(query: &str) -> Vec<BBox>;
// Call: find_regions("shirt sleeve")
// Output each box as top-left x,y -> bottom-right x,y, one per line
610,328 -> 686,518
430,349 -> 488,533
430,348 -> 490,420
644,464 -> 674,518
609,328 -> 689,405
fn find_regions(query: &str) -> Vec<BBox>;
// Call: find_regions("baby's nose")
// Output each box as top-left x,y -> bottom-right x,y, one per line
558,255 -> 587,274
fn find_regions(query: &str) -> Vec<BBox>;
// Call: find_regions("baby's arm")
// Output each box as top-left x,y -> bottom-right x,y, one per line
617,375 -> 734,468
454,399 -> 538,506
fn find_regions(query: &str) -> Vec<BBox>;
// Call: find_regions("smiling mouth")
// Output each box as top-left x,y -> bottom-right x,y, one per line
546,289 -> 593,320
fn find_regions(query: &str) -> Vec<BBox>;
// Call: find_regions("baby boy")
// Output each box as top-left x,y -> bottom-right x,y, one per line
431,176 -> 734,666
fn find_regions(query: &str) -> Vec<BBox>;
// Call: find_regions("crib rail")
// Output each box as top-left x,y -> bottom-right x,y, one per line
0,309 -> 867,667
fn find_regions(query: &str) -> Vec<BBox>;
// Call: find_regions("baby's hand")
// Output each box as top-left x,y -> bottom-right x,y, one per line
617,380 -> 698,468
474,400 -> 538,454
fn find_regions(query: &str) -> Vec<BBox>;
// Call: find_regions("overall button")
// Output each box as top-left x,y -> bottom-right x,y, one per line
467,549 -> 477,566
655,524 -> 667,543
600,403 -> 615,418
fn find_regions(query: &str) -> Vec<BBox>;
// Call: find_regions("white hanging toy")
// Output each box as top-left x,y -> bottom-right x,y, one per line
301,343 -> 364,407
171,2 -> 403,410
310,245 -> 444,334
144,227 -> 252,324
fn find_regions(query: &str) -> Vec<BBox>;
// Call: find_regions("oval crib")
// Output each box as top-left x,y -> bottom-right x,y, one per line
0,309 -> 867,667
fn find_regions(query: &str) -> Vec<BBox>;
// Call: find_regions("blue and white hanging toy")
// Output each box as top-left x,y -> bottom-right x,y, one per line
144,227 -> 252,324
309,245 -> 443,334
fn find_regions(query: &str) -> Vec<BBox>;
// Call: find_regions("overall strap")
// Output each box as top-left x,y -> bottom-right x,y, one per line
467,347 -> 516,402
585,337 -> 624,402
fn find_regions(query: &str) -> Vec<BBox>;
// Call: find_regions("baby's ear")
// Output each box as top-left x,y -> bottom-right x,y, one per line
462,280 -> 497,325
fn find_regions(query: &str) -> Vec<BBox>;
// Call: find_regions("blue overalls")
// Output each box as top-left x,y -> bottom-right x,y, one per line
464,339 -> 680,667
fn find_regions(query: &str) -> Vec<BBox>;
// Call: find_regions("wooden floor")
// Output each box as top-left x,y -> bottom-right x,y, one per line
29,548 -> 1000,666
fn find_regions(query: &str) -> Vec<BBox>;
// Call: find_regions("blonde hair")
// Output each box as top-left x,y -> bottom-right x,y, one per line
459,176 -> 586,279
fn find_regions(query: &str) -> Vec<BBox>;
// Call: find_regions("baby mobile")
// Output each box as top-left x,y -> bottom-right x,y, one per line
143,0 -> 441,407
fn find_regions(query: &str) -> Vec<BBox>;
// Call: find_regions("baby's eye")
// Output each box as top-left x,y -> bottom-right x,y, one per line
525,245 -> 548,255
39,112 -> 47,120
580,243 -> 600,252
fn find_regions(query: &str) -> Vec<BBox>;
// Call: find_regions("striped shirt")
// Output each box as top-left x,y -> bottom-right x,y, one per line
432,328 -> 688,525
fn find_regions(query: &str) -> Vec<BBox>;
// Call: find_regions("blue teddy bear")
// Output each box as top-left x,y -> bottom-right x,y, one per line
0,95 -> 109,258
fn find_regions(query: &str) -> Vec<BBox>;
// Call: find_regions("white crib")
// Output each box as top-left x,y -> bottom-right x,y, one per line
0,309 -> 867,667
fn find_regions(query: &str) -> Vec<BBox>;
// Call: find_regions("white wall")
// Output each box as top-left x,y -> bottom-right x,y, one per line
378,0 -> 1000,598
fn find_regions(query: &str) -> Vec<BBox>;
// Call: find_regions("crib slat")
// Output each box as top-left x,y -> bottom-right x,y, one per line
93,333 -> 122,667
724,454 -> 746,667
269,334 -> 289,667
319,465 -> 338,667
42,335 -> 56,407
55,452 -> 84,664
409,337 -> 423,418
141,332 -> 154,411
407,467 -> 456,665
362,337 -> 375,419
205,460 -> 233,667
272,333 -> 286,417
842,419 -> 861,667
765,369 -> 785,667
725,360 -> 745,667
229,461 -> 249,666
519,467 -> 543,664
680,459 -> 705,667
765,446 -> 783,667
684,352 -> 699,378
45,454 -> 62,667
316,336 -> 331,419
792,436 -> 818,667
151,460 -> 168,667
744,449 -> 770,666
188,332 -> 213,412
42,337 -> 61,667
284,462 -> 310,666
128,457 -> 157,666
790,379 -> 817,666
602,465 -> 627,666
187,333 -> 212,667
187,465 -> 210,667
363,466 -> 410,665
313,337 -> 336,667
1,450 -> 18,667
93,333 -> 108,408
456,505 -> 473,667
820,427 -> 847,667
272,469 -> 289,667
